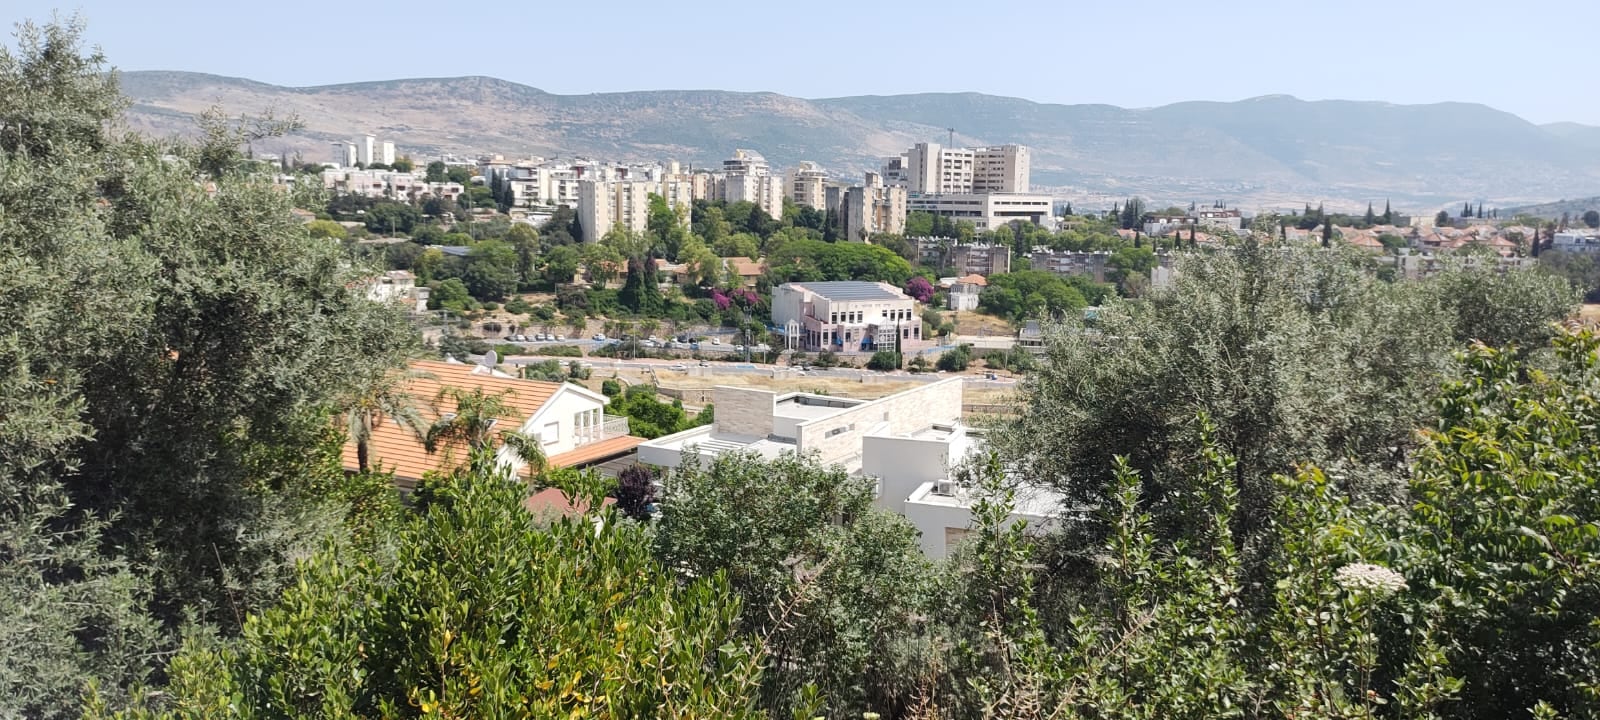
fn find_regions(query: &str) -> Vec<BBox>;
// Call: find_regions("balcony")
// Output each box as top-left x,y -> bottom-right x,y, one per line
576,414 -> 633,446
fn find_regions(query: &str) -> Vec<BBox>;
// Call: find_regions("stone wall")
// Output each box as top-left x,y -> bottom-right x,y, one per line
711,386 -> 776,438
794,378 -> 963,468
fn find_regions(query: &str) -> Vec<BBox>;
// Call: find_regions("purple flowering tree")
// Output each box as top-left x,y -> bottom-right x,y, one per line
905,276 -> 934,303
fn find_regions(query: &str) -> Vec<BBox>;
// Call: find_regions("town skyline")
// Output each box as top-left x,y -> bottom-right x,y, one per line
44,0 -> 1600,127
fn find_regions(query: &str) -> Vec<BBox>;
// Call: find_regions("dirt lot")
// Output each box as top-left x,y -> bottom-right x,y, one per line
1581,304 -> 1600,326
578,365 -> 1022,418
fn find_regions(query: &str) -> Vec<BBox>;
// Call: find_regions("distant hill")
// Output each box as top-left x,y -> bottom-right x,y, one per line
116,71 -> 1600,209
1500,196 -> 1600,221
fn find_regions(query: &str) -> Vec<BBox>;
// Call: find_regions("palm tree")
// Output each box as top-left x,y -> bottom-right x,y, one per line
423,387 -> 546,476
342,367 -> 433,473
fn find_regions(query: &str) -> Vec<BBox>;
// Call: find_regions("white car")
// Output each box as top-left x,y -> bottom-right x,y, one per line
710,337 -> 721,345
671,363 -> 687,371
554,334 -> 564,341
592,333 -> 606,341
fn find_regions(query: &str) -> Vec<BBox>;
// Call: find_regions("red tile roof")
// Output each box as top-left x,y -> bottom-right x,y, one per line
341,360 -> 562,484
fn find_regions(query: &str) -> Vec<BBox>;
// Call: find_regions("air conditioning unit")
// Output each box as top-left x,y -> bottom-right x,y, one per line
933,480 -> 957,496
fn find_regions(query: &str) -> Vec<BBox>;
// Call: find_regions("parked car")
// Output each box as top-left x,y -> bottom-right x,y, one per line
671,364 -> 687,371
592,333 -> 606,341
710,337 -> 721,345
689,342 -> 700,351
698,361 -> 709,367
554,334 -> 564,341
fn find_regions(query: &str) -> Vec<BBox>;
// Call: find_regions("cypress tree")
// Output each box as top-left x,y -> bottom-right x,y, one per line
1383,199 -> 1393,224
1322,220 -> 1333,248
1364,202 -> 1376,226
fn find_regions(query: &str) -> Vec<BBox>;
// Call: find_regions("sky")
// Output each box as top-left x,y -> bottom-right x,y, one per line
19,0 -> 1600,125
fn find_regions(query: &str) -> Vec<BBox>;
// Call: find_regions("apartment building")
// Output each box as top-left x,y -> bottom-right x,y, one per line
914,238 -> 1012,276
577,177 -> 694,243
331,141 -> 357,167
772,281 -> 925,353
1196,208 -> 1244,231
841,172 -> 908,242
1027,249 -> 1111,282
786,161 -> 830,209
714,149 -> 784,220
320,168 -> 462,202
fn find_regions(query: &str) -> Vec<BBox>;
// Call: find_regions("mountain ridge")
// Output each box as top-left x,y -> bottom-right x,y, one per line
116,70 -> 1600,209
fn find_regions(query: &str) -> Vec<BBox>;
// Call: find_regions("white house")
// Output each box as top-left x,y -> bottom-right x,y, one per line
1553,231 -> 1600,253
637,378 -> 1065,558
363,270 -> 430,314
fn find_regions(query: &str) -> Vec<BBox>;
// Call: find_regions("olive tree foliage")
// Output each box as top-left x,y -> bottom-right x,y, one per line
996,234 -> 1574,559
917,432 -> 1458,720
1395,329 -> 1600,719
0,16 -> 416,715
90,457 -> 765,719
654,451 -> 936,718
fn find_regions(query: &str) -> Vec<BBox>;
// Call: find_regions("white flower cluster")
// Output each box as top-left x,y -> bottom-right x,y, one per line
1334,563 -> 1408,596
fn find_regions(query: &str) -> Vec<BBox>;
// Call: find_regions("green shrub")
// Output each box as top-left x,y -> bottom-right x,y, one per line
866,351 -> 901,371
936,344 -> 972,372
535,344 -> 584,358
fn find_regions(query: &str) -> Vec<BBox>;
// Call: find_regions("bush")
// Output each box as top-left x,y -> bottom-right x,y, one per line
531,304 -> 557,321
602,379 -> 622,397
567,360 -> 591,380
907,355 -> 931,373
866,351 -> 902,371
534,344 -> 584,358
481,301 -> 499,312
503,297 -> 531,315
493,343 -> 525,359
814,350 -> 840,368
936,344 -> 972,372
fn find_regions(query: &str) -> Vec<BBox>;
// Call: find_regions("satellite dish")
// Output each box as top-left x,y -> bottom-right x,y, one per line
480,350 -> 498,367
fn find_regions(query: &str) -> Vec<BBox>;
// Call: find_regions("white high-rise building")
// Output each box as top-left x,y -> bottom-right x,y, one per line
715,149 -> 784,220
889,143 -> 1030,194
358,134 -> 376,166
577,177 -> 695,243
379,141 -> 396,166
331,142 -> 357,167
786,161 -> 830,210
842,172 -> 907,242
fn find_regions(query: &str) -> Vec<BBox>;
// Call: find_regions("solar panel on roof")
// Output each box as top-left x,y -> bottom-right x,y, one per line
793,281 -> 904,301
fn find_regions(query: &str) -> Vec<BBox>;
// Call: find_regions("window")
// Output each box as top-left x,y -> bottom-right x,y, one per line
540,422 -> 559,444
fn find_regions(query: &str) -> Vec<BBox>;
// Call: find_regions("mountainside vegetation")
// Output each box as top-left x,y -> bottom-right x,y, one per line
117,70 -> 1600,206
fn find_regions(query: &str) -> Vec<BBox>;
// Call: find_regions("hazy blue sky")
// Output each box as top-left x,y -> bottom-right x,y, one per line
26,0 -> 1600,125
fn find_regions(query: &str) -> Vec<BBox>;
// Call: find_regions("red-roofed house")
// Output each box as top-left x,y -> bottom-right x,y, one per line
342,359 -> 641,490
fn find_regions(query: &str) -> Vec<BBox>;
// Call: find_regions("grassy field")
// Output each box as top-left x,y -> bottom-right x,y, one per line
1581,304 -> 1600,326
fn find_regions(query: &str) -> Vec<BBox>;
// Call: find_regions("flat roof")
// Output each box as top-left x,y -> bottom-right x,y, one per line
792,281 -> 904,302
907,481 -> 1069,519
641,426 -> 796,460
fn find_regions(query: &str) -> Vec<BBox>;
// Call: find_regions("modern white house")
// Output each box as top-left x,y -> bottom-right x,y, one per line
636,379 -> 1066,558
